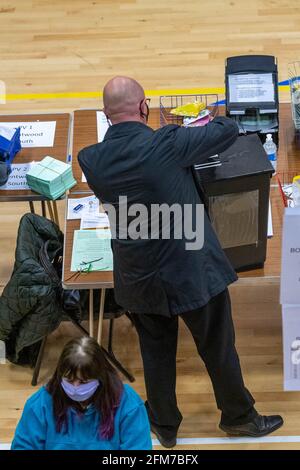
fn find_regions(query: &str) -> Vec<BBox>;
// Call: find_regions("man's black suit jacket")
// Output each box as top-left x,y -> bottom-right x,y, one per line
78,116 -> 238,316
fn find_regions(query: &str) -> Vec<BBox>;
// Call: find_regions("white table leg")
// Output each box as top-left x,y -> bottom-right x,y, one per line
89,289 -> 94,337
97,288 -> 106,345
52,201 -> 60,228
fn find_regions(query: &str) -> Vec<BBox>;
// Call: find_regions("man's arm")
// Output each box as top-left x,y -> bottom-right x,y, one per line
173,116 -> 239,167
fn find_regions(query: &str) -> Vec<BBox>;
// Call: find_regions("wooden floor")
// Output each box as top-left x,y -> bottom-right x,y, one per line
1,0 -> 300,450
1,196 -> 300,451
1,0 -> 300,113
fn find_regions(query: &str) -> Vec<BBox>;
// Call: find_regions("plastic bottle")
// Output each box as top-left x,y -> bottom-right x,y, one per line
263,133 -> 277,174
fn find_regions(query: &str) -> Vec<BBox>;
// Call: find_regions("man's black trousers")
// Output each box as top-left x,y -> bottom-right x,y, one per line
132,289 -> 257,439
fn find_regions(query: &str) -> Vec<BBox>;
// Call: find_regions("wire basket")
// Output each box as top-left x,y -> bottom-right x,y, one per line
159,94 -> 219,127
276,171 -> 300,207
288,61 -> 300,130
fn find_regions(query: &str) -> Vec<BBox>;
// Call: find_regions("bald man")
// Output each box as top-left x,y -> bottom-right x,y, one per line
78,76 -> 283,448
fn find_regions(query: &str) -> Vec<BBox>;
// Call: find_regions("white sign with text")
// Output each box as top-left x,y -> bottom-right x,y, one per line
2,121 -> 56,147
0,163 -> 36,190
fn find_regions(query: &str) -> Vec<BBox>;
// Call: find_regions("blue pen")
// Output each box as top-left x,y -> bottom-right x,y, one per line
73,203 -> 84,213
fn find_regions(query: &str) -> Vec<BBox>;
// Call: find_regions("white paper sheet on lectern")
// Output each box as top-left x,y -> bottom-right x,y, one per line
81,112 -> 109,182
80,213 -> 110,230
96,111 -> 109,143
67,195 -> 99,220
228,73 -> 274,103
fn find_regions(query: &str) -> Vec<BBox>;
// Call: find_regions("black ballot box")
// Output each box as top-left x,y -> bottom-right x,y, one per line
193,134 -> 274,272
225,55 -> 279,146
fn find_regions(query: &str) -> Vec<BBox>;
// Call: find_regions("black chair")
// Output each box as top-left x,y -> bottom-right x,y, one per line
31,309 -> 135,386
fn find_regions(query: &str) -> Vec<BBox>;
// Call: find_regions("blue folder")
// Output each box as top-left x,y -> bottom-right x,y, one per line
0,126 -> 22,173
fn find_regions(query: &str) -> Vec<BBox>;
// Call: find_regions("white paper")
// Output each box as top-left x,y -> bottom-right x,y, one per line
0,125 -> 16,140
282,183 -> 295,208
96,111 -> 109,143
80,213 -> 110,230
282,305 -> 300,391
67,195 -> 99,220
80,112 -> 108,182
0,162 -> 37,190
228,73 -> 274,103
267,200 -> 273,237
2,121 -> 56,147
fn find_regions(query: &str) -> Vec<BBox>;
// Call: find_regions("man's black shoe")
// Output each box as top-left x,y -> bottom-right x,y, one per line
219,414 -> 283,437
150,424 -> 177,448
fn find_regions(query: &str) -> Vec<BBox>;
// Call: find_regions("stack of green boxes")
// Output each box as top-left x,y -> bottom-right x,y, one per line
26,156 -> 76,199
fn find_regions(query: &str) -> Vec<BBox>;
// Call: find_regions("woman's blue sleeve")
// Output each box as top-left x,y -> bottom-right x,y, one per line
119,402 -> 152,450
11,398 -> 47,450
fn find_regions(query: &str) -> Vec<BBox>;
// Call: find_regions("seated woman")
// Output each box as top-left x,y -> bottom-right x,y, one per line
11,336 -> 152,450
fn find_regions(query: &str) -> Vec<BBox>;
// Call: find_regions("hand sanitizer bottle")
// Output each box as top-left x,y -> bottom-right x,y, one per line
263,133 -> 277,174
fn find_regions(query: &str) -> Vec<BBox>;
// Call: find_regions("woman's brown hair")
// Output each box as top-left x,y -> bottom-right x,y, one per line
47,336 -> 123,440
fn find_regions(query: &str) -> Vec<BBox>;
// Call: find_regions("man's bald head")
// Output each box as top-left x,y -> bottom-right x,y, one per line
103,76 -> 147,124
